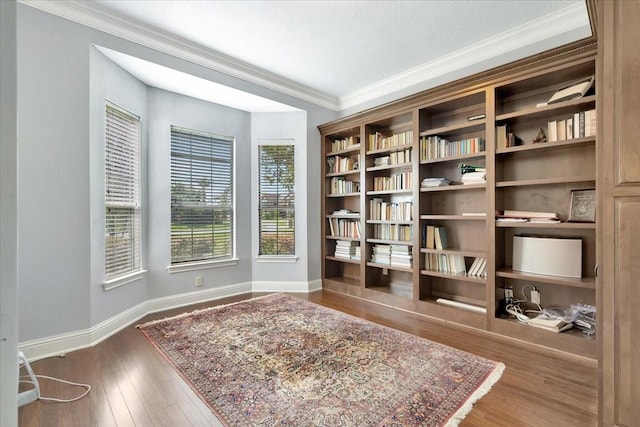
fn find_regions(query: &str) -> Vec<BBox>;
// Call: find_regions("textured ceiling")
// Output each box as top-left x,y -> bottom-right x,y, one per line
30,0 -> 591,112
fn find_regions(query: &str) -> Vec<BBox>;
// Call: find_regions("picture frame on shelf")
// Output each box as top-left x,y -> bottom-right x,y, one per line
568,189 -> 596,222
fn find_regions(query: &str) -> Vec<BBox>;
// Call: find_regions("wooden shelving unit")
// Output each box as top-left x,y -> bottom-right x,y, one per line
319,45 -> 598,360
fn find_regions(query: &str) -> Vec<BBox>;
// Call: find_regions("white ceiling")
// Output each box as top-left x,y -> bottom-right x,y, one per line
24,0 -> 592,113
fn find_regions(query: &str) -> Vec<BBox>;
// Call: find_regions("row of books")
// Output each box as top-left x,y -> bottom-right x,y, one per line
419,136 -> 485,160
423,255 -> 487,277
369,199 -> 413,221
334,240 -> 360,260
368,130 -> 413,152
548,109 -> 596,142
372,224 -> 412,242
496,125 -> 522,149
327,154 -> 359,174
330,136 -> 359,153
329,177 -> 359,195
371,244 -> 412,267
328,218 -> 361,238
422,225 -> 449,249
372,171 -> 413,191
424,253 -> 466,274
373,148 -> 412,166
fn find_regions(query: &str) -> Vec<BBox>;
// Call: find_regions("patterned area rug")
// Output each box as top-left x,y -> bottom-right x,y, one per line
138,294 -> 504,426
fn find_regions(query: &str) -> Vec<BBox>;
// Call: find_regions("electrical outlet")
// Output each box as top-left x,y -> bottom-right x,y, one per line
195,276 -> 203,287
383,268 -> 388,275
504,287 -> 513,304
531,289 -> 541,305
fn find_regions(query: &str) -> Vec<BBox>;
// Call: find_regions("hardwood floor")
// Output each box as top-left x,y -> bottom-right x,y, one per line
18,290 -> 597,426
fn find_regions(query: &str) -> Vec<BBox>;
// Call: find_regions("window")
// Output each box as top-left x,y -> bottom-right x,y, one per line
258,144 -> 295,255
171,126 -> 235,265
104,102 -> 141,279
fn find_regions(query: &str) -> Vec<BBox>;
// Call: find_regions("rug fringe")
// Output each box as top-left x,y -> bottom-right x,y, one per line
136,292 -> 282,329
444,362 -> 506,427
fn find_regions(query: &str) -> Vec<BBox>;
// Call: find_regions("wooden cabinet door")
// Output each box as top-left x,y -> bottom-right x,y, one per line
598,1 -> 640,425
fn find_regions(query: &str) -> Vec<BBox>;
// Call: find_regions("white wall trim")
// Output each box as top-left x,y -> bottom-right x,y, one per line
18,280 -> 320,361
18,0 -> 339,111
253,280 -> 322,293
338,3 -> 591,111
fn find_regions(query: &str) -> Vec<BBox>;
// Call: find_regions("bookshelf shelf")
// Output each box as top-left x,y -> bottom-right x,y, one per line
496,95 -> 596,122
367,220 -> 413,225
420,248 -> 486,258
326,170 -> 360,178
366,189 -> 413,196
320,46 -> 598,360
496,176 -> 595,187
420,183 -> 485,192
366,162 -> 412,172
325,235 -> 360,241
326,144 -> 361,157
496,221 -> 596,230
325,256 -> 361,265
366,145 -> 413,156
419,152 -> 486,165
420,269 -> 486,284
420,120 -> 486,137
420,214 -> 486,221
366,238 -> 413,245
326,192 -> 360,198
496,137 -> 595,155
366,262 -> 413,273
496,268 -> 596,289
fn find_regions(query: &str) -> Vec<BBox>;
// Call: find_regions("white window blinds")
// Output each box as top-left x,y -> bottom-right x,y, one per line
171,126 -> 235,264
105,103 -> 141,279
258,144 -> 295,255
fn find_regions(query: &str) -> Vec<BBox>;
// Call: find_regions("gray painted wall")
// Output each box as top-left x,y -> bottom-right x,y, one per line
146,87 -> 252,298
15,4 -> 336,344
17,4 -> 93,341
89,47 -> 149,326
1,1 -> 18,424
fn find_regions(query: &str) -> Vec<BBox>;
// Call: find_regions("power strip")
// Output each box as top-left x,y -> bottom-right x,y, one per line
506,308 -> 530,322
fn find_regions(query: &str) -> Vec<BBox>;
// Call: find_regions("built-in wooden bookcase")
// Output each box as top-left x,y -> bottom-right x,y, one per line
416,90 -> 489,329
363,112 -> 415,303
319,46 -> 598,360
322,126 -> 363,293
491,56 -> 597,357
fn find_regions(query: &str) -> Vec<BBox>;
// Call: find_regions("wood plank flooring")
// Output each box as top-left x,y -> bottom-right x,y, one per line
18,290 -> 597,426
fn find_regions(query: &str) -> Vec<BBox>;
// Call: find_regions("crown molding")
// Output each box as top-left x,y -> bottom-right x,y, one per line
338,2 -> 591,111
19,0 -> 340,111
19,1 -> 590,114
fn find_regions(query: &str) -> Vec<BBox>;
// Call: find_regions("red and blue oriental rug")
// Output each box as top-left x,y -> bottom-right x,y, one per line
138,293 -> 504,426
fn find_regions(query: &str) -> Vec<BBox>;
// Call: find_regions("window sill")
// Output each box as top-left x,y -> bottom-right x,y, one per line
256,255 -> 299,263
167,258 -> 239,273
103,269 -> 147,291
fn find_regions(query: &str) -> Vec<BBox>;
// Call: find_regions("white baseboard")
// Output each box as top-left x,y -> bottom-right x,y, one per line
18,280 -> 318,361
252,279 -> 322,293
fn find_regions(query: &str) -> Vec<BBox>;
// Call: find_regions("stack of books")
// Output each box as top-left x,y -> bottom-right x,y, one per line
496,210 -> 560,223
334,240 -> 359,260
461,171 -> 486,185
459,163 -> 486,185
390,245 -> 412,268
371,244 -> 391,265
373,156 -> 390,167
421,177 -> 451,187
